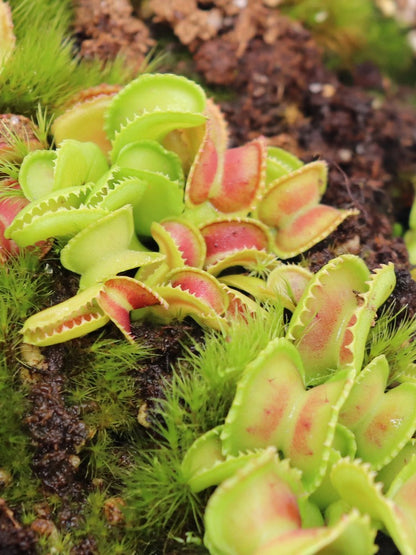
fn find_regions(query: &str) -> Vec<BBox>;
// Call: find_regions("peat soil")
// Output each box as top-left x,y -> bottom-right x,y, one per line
5,2 -> 416,553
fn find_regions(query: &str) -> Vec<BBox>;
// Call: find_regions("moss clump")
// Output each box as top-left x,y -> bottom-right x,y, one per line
0,0 -> 133,116
0,251 -> 51,506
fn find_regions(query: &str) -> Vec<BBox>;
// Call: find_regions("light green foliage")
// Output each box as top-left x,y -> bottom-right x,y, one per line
281,0 -> 414,81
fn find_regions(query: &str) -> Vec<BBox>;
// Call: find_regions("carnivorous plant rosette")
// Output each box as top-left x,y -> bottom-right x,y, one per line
3,72 -> 357,345
179,256 -> 416,555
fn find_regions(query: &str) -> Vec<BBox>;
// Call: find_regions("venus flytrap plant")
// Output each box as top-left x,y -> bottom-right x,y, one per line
8,70 -> 413,552
2,72 -> 361,346
112,267 -> 416,553
172,255 -> 416,554
4,15 -> 414,555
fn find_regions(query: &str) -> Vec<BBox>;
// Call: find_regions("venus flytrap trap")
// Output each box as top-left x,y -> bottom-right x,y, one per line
181,427 -> 268,494
184,98 -> 228,217
218,263 -> 313,311
255,161 -> 358,259
339,355 -> 416,470
204,338 -> 353,493
147,267 -> 230,332
199,218 -> 275,275
287,255 -> 395,385
60,205 -> 163,290
330,457 -> 416,555
21,276 -> 167,346
203,448 -> 306,554
150,218 -> 206,269
18,138 -> 109,200
203,447 -> 376,555
51,84 -> 123,155
5,183 -> 109,247
267,264 -> 314,311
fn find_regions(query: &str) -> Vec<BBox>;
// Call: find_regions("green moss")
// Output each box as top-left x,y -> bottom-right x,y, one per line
67,337 -> 152,434
0,251 -> 52,356
0,252 -> 52,506
0,0 -> 133,116
365,304 -> 416,384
